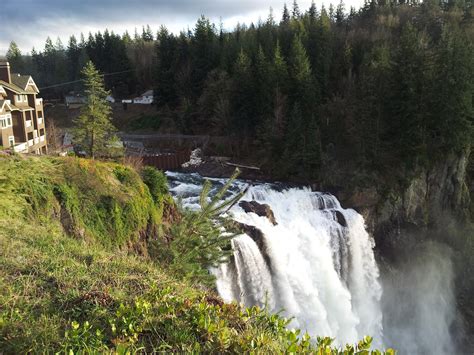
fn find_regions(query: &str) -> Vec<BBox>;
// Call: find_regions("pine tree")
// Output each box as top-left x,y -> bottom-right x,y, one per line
6,41 -> 23,73
73,61 -> 118,159
308,1 -> 318,21
336,0 -> 346,24
429,26 -> 473,153
44,37 -> 55,53
254,46 -> 273,129
155,26 -> 179,108
292,0 -> 301,19
288,35 -> 317,110
386,23 -> 429,166
231,49 -> 255,134
122,31 -> 132,44
282,3 -> 291,24
191,16 -> 218,98
142,25 -> 154,41
289,36 -> 312,85
67,35 -> 80,81
165,169 -> 244,285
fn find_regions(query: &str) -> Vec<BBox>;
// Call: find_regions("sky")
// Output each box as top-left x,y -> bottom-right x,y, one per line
0,0 -> 365,56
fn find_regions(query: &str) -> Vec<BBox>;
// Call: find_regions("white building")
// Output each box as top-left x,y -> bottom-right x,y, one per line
133,90 -> 154,104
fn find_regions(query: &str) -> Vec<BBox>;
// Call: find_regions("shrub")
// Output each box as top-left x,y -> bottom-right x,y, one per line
141,166 -> 168,203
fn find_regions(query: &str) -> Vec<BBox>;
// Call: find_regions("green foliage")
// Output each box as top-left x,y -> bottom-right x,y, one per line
6,41 -> 24,73
0,156 -> 163,249
152,170 -> 243,286
73,61 -> 119,159
141,166 -> 169,204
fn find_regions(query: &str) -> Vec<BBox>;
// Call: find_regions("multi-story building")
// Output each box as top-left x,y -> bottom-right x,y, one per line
0,61 -> 47,154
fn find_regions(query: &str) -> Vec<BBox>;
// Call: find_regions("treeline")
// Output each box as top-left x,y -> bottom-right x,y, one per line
5,26 -> 157,98
152,0 -> 473,182
6,0 -> 473,182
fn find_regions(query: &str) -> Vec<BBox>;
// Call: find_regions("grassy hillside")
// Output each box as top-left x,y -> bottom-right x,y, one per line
0,155 -> 390,353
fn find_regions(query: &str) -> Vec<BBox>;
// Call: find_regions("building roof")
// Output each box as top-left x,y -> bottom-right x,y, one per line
0,80 -> 28,94
141,90 -> 153,96
0,99 -> 14,113
11,74 -> 39,93
9,104 -> 33,112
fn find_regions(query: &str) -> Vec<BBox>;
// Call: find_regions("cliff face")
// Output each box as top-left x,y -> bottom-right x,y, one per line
337,152 -> 470,249
338,151 -> 473,349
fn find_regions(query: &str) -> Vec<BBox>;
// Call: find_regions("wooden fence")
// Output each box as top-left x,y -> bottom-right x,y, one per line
141,150 -> 191,171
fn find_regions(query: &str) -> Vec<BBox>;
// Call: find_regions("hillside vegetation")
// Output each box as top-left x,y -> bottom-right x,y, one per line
0,155 -> 391,353
7,1 -> 473,185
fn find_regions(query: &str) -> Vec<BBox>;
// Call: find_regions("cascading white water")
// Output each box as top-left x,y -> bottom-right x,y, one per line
167,172 -> 384,346
167,172 -> 462,352
218,185 -> 384,347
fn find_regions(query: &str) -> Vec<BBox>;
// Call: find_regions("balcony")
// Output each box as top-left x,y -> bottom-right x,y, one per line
28,139 -> 34,147
37,117 -> 43,125
25,120 -> 32,128
40,135 -> 45,143
13,142 -> 28,153
34,137 -> 39,145
36,98 -> 43,106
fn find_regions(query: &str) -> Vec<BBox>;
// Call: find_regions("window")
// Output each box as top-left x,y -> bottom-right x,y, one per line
0,114 -> 12,129
37,111 -> 43,119
16,95 -> 27,103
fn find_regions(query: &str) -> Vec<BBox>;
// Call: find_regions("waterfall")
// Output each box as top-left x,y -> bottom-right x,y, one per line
167,172 -> 459,353
217,185 -> 383,347
168,172 -> 383,346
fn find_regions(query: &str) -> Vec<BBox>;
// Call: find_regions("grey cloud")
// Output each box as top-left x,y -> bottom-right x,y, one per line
0,0 -> 361,54
2,0 -> 288,53
3,0 -> 275,29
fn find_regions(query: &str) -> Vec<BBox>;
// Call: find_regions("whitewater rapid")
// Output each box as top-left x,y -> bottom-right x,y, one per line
167,172 -> 383,346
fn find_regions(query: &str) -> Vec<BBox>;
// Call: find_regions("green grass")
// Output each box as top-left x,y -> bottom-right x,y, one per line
0,155 -> 392,353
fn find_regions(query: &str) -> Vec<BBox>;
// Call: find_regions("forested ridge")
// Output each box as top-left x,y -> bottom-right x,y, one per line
5,0 -> 473,184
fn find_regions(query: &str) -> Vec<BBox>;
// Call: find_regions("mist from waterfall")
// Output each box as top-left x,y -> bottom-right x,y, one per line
380,242 -> 458,354
167,172 -> 459,353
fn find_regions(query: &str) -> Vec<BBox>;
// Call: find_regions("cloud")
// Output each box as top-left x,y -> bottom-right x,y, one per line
0,0 -> 363,55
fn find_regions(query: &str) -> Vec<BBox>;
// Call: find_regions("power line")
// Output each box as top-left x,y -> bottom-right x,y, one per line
39,69 -> 136,90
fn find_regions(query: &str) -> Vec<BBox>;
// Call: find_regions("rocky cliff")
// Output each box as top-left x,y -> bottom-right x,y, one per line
337,152 -> 470,249
337,151 -> 473,349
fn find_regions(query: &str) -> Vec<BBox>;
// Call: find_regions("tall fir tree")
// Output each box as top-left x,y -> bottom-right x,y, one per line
6,41 -> 24,73
73,61 -> 118,159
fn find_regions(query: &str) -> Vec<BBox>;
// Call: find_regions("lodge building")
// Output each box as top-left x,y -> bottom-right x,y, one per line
0,61 -> 47,154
